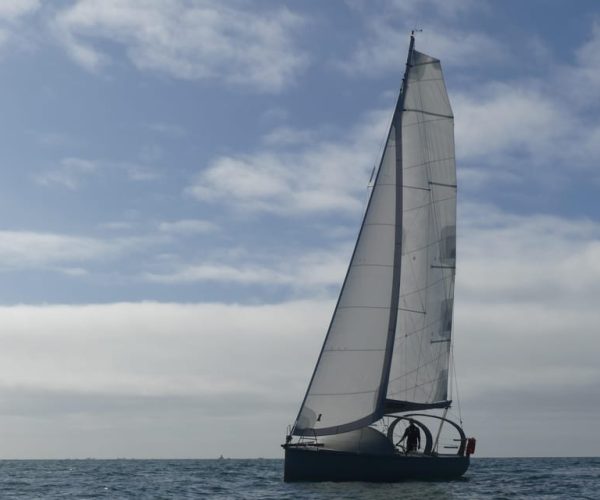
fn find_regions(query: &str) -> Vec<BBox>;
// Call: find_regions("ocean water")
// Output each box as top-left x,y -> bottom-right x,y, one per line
0,457 -> 598,499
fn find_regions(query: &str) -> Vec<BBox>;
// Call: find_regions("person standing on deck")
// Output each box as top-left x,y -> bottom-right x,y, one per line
399,420 -> 421,453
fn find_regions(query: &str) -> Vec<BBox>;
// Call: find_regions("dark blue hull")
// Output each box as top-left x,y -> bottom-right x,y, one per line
284,447 -> 470,482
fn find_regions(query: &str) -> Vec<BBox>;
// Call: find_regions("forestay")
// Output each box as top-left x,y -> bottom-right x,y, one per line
293,44 -> 455,437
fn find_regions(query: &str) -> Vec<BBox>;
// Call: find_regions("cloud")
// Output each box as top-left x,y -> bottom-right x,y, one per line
387,0 -> 482,18
341,24 -> 505,76
0,300 -> 330,457
0,0 -> 40,22
454,84 -> 569,162
261,126 -> 317,147
0,0 -> 40,55
34,157 -> 162,189
187,109 -> 389,214
117,161 -> 162,181
453,81 -> 600,194
52,0 -> 309,92
143,244 -> 350,292
145,122 -> 187,138
338,0 -> 502,77
458,203 -> 600,305
0,230 -> 143,271
158,219 -> 218,235
572,20 -> 600,101
34,157 -> 97,190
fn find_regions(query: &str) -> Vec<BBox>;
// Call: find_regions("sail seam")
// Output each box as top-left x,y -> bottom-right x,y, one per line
337,305 -> 390,310
324,348 -> 385,352
311,389 -> 377,396
404,108 -> 453,119
400,276 -> 446,298
402,116 -> 449,128
404,156 -> 455,170
411,60 -> 439,67
404,195 -> 455,214
351,263 -> 394,267
387,350 -> 449,384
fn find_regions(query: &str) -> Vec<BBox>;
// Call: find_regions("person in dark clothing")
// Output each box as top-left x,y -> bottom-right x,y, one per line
398,420 -> 421,453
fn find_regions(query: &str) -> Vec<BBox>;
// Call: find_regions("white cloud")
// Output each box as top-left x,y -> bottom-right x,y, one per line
454,84 -> 570,162
99,221 -> 133,231
0,300 -> 331,458
188,109 -> 390,214
458,203 -> 600,304
339,21 -> 504,76
0,230 -> 142,270
34,157 -> 162,189
34,157 -> 97,190
387,0 -> 481,18
117,162 -> 161,181
0,0 -> 39,22
158,219 -> 218,235
52,0 -> 309,92
144,244 -> 350,292
0,0 -> 40,54
453,81 -> 600,185
261,126 -> 317,147
572,20 -> 600,100
145,122 -> 187,138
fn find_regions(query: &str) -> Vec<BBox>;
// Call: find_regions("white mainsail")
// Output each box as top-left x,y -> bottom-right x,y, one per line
293,40 -> 456,437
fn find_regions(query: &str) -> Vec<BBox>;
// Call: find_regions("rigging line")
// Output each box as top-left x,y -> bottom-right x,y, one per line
452,341 -> 463,425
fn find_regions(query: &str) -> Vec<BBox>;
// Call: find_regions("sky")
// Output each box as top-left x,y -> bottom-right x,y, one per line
0,0 -> 599,459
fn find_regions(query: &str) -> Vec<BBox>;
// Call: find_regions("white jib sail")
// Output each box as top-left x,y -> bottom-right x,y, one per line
293,46 -> 455,437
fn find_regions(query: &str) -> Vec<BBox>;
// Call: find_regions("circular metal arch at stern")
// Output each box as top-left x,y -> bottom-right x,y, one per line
386,413 -> 467,456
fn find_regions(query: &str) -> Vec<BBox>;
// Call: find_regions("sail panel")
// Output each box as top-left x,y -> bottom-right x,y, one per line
386,50 -> 456,406
293,122 -> 400,436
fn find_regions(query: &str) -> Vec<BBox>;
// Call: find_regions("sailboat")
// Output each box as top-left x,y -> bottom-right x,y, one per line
283,33 -> 475,482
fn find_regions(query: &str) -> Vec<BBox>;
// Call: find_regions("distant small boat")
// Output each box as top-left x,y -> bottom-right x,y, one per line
283,32 -> 475,482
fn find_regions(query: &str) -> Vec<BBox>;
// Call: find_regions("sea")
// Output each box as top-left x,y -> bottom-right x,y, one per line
0,457 -> 597,499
